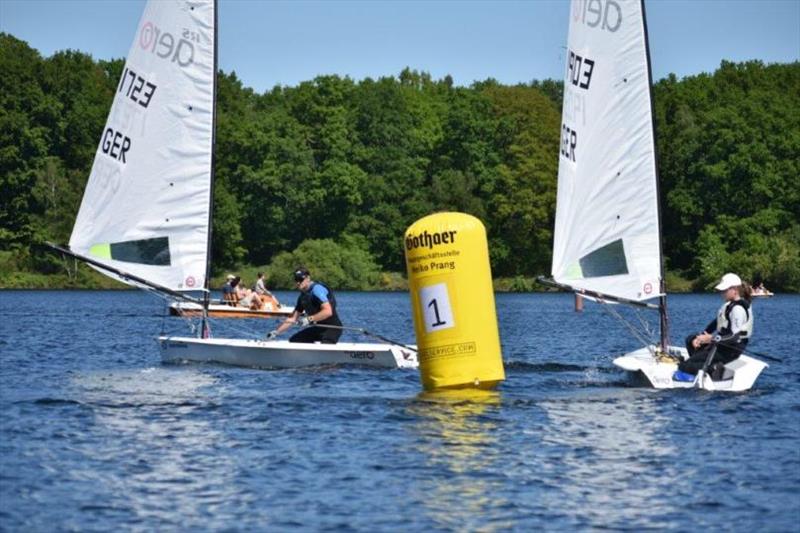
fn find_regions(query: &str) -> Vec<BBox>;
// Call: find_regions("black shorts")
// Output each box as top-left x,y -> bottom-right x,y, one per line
289,325 -> 342,344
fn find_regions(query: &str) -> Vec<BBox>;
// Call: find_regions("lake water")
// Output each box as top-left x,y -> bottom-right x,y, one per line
1,290 -> 798,530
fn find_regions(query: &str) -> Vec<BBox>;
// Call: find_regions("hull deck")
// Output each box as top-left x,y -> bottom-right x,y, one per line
613,345 -> 767,391
159,336 -> 418,370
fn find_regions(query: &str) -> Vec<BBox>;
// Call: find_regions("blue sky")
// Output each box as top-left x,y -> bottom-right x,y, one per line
2,0 -> 798,92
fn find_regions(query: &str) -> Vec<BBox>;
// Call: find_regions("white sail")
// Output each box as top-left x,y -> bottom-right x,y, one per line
551,0 -> 662,302
69,0 -> 215,291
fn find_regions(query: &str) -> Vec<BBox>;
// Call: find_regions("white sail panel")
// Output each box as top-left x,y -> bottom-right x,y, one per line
69,0 -> 214,291
551,0 -> 662,302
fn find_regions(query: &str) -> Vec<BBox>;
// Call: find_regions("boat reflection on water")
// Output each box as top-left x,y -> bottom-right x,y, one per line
537,391 -> 691,529
407,388 -> 511,530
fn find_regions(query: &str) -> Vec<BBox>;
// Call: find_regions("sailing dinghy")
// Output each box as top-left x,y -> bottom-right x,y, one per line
542,0 -> 766,391
49,0 -> 418,371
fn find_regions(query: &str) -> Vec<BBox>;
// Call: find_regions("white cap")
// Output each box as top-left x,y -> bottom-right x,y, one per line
226,274 -> 235,280
714,273 -> 742,291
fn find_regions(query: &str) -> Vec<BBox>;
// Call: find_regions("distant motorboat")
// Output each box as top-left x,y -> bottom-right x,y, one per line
169,301 -> 295,319
751,287 -> 774,298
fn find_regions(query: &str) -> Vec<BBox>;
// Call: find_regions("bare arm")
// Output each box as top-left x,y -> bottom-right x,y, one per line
274,310 -> 301,335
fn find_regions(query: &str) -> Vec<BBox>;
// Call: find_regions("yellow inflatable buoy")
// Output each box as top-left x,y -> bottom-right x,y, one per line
404,212 -> 505,391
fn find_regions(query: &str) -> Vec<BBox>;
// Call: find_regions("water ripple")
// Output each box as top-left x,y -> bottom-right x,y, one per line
0,291 -> 798,530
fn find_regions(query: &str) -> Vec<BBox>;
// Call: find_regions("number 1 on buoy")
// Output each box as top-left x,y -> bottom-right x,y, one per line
419,282 -> 454,333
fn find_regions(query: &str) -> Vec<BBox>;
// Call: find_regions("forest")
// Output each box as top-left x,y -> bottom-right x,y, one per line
1,33 -> 798,291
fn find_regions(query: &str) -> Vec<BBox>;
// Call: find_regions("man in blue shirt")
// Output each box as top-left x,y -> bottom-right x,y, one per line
266,267 -> 343,343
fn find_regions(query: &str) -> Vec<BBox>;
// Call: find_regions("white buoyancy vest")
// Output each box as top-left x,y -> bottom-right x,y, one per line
716,299 -> 754,340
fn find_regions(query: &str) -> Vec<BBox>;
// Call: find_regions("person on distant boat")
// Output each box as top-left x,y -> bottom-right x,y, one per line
233,276 -> 246,300
674,273 -> 753,381
232,276 -> 263,310
253,272 -> 281,310
222,274 -> 237,306
752,281 -> 768,296
266,267 -> 342,343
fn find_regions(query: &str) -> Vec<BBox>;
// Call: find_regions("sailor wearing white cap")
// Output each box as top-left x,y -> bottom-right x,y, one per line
673,273 -> 754,381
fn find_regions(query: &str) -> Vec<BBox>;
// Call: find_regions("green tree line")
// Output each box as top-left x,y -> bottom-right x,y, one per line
1,33 -> 798,290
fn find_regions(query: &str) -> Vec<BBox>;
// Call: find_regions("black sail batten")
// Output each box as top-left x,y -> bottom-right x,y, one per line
108,237 -> 171,265
640,0 -> 670,350
537,277 -> 659,310
46,242 -> 202,304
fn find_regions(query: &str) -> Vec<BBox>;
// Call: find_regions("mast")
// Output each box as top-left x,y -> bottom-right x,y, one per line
201,0 -> 218,339
640,0 -> 669,350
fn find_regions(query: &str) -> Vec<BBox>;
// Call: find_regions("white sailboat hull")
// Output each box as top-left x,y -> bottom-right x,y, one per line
159,336 -> 418,370
613,346 -> 767,391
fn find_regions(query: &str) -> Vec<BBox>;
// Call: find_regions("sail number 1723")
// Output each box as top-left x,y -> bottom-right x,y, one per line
118,67 -> 157,109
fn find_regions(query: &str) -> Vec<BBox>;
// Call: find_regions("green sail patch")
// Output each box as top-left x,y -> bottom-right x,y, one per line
89,243 -> 112,259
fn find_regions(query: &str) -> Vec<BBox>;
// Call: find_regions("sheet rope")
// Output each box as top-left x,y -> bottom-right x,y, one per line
594,297 -> 657,350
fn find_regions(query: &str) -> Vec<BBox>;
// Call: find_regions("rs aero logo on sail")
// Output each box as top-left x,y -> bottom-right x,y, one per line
572,0 -> 623,33
139,21 -> 200,67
